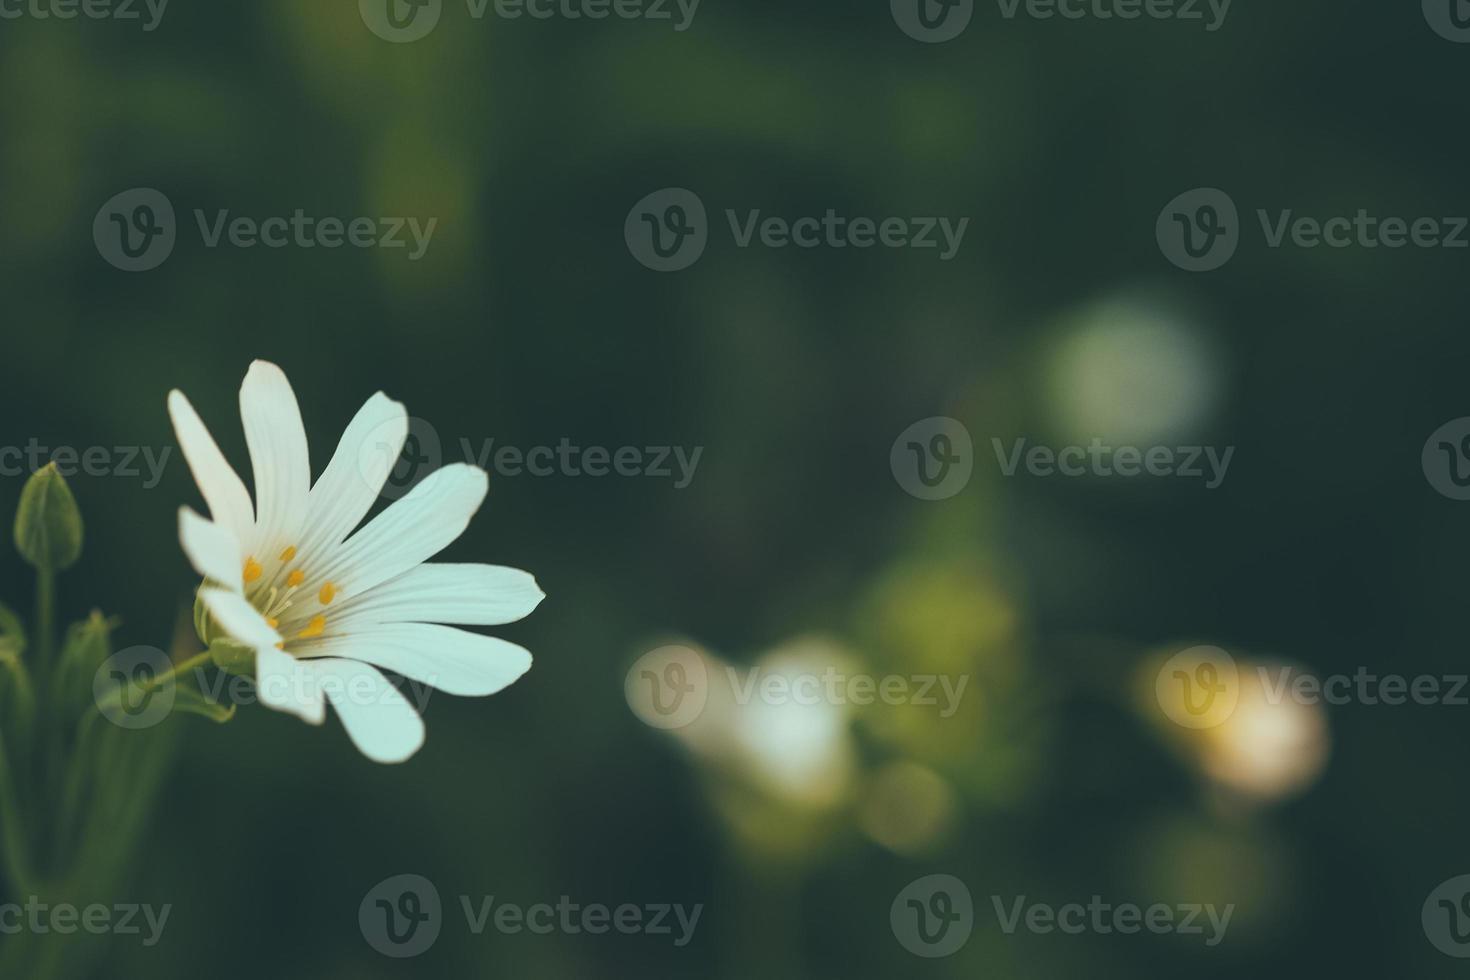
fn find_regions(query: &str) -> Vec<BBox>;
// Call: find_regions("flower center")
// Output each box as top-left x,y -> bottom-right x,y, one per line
241,544 -> 338,649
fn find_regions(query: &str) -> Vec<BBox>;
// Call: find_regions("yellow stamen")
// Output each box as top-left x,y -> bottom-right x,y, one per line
243,558 -> 263,583
266,617 -> 279,629
275,642 -> 284,650
287,569 -> 306,588
279,545 -> 297,562
297,615 -> 327,639
318,582 -> 337,605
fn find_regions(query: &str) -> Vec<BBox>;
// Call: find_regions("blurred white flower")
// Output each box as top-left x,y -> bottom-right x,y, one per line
653,637 -> 859,811
1196,663 -> 1329,801
726,646 -> 856,808
1147,648 -> 1330,803
171,360 -> 542,762
1046,293 -> 1221,446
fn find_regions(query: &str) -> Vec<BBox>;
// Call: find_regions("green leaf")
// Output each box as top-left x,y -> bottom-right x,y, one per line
0,603 -> 26,651
0,603 -> 33,745
13,462 -> 83,572
0,647 -> 34,749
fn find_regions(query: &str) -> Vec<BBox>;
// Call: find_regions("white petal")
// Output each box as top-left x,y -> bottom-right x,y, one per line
308,659 -> 426,763
168,390 -> 255,547
297,392 -> 408,560
240,360 -> 310,549
178,508 -> 244,591
332,563 -> 545,629
297,623 -> 532,697
255,645 -> 327,725
312,464 -> 488,598
200,588 -> 281,649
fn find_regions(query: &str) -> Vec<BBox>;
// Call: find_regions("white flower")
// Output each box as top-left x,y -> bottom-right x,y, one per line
169,360 -> 542,763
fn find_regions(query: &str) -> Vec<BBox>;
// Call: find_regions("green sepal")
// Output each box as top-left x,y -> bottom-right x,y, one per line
195,589 -> 258,677
13,462 -> 83,572
192,590 -> 212,647
52,610 -> 115,717
207,638 -> 256,678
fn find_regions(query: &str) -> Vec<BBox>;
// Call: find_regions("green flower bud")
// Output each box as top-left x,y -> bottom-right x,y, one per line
52,611 -> 114,716
13,463 -> 83,572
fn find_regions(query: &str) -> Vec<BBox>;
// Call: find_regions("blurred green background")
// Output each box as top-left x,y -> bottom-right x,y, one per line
2,0 -> 1469,976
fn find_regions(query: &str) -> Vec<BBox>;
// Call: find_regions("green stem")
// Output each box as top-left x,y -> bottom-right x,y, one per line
35,565 -> 63,880
90,651 -> 214,715
0,730 -> 38,896
34,568 -> 55,670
